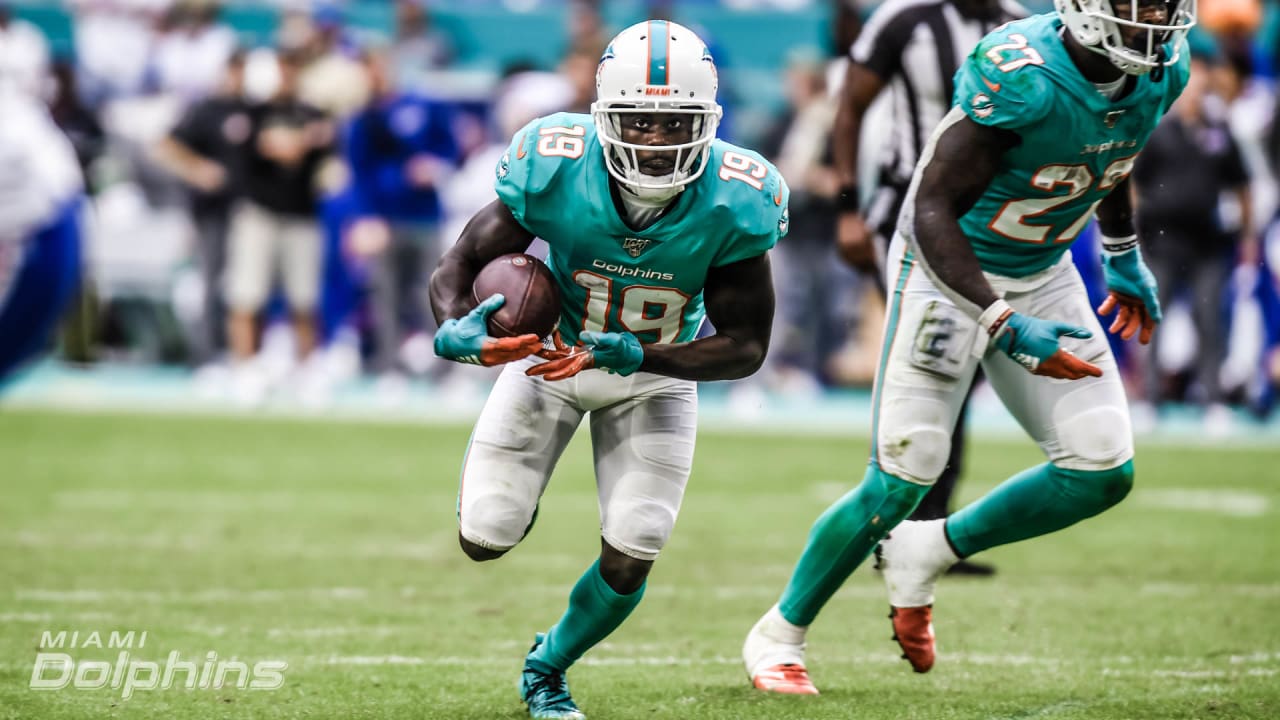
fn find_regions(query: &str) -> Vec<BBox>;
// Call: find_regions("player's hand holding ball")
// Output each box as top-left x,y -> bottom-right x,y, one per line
526,331 -> 643,381
434,294 -> 544,366
980,299 -> 1102,380
1097,235 -> 1161,345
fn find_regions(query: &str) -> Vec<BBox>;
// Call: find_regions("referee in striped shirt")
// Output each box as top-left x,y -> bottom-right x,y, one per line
832,0 -> 1024,575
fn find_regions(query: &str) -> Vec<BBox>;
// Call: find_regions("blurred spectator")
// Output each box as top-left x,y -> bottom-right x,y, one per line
344,48 -> 459,379
152,50 -> 250,366
557,47 -> 597,114
0,85 -> 85,384
565,0 -> 609,57
71,0 -> 171,107
0,2 -> 51,99
47,59 -> 104,365
823,0 -> 861,99
1217,43 -> 1277,238
294,5 -> 370,121
152,1 -> 237,101
390,0 -> 455,88
1133,53 -> 1256,432
224,49 -> 333,390
1199,0 -> 1262,57
49,60 -> 106,186
757,50 -> 850,390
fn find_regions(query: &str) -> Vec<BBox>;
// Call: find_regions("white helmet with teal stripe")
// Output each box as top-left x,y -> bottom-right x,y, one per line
592,20 -> 723,197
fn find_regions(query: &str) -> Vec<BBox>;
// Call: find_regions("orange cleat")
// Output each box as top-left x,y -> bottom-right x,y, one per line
750,663 -> 820,695
890,605 -> 935,673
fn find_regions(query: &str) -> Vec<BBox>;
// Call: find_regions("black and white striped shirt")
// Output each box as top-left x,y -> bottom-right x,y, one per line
852,0 -> 1026,187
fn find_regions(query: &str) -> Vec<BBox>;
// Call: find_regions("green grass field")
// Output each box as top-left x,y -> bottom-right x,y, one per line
1,408 -> 1277,719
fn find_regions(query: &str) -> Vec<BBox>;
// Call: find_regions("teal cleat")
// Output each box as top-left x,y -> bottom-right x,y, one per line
520,633 -> 585,719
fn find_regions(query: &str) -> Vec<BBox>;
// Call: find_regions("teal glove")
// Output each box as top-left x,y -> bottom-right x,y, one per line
1101,237 -> 1162,323
994,313 -> 1090,371
580,331 -> 644,376
980,299 -> 1102,380
434,294 -> 543,366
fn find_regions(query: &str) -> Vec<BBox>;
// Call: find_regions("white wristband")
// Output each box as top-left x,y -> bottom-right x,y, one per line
1101,234 -> 1138,253
977,298 -> 1014,338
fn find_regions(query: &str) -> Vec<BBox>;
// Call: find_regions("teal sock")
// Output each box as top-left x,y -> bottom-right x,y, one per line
778,463 -> 929,626
528,559 -> 645,673
946,460 -> 1134,557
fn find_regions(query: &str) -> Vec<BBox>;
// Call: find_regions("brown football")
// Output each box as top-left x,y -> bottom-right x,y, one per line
470,253 -> 561,338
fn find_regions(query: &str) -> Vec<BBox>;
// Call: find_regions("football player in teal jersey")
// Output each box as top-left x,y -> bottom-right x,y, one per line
429,20 -> 788,719
744,0 -> 1194,694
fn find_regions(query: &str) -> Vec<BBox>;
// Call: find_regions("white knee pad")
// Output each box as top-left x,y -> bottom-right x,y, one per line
1053,385 -> 1133,469
602,494 -> 677,561
458,491 -> 536,552
876,397 -> 952,484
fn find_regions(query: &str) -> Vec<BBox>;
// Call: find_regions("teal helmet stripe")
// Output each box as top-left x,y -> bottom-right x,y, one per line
646,20 -> 669,85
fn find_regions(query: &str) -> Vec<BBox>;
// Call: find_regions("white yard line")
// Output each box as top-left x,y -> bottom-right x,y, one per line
267,626 -> 409,639
14,581 -> 1280,606
1139,582 -> 1280,597
14,587 -> 370,603
300,652 -> 1280,676
6,530 -> 447,561
1132,489 -> 1270,517
51,489 -> 424,512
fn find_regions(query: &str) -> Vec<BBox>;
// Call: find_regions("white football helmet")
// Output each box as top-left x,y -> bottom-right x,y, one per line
592,20 -> 722,199
1055,0 -> 1196,76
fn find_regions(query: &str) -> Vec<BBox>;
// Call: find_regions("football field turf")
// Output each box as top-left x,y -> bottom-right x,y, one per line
1,408 -> 1277,719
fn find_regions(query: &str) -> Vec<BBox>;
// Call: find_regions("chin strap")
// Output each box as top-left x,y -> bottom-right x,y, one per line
1150,45 -> 1166,82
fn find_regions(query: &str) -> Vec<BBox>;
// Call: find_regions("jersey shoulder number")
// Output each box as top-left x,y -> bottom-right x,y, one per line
955,17 -> 1055,130
495,112 -> 595,227
704,141 -> 789,266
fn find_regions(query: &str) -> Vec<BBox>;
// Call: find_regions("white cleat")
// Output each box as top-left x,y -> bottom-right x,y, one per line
743,605 -> 819,695
875,519 -> 959,673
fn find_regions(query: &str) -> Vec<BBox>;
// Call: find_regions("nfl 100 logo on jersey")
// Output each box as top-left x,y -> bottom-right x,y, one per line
621,237 -> 652,258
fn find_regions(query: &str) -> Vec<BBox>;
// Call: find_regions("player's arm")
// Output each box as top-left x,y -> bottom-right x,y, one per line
640,252 -> 774,381
832,61 -> 888,272
914,111 -> 1101,380
1094,175 -> 1161,344
429,199 -> 534,324
427,199 -> 544,366
1095,175 -> 1135,238
911,112 -> 1018,312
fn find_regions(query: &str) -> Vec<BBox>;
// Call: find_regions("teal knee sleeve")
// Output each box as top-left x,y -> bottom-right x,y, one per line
947,460 -> 1134,557
1061,462 -> 1134,507
779,463 -> 930,626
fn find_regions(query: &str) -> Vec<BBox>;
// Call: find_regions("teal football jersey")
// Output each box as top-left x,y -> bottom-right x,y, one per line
953,14 -> 1190,277
494,112 -> 789,345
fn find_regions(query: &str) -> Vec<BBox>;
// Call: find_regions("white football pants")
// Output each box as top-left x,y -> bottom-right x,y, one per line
872,233 -> 1135,485
458,356 -> 698,560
